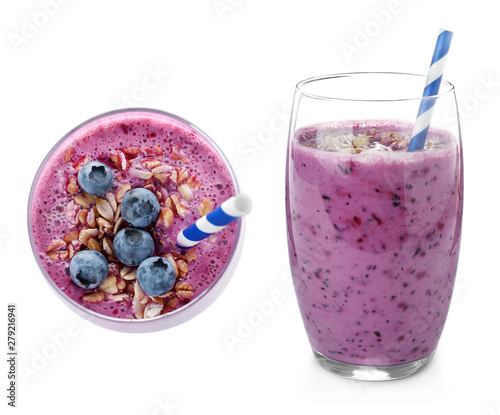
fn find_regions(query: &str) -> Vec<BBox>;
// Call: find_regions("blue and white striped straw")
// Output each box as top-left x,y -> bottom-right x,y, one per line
408,29 -> 453,152
176,193 -> 252,249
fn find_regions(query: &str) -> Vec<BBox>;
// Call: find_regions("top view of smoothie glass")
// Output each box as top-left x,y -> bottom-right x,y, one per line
285,51 -> 463,379
28,108 -> 251,333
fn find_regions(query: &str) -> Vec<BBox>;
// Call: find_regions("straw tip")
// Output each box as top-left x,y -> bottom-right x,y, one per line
234,193 -> 253,216
439,28 -> 454,36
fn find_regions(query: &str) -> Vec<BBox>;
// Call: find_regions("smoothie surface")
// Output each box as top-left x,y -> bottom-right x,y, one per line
31,110 -> 237,319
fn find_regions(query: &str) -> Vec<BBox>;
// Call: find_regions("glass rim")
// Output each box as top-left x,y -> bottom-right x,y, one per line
295,72 -> 456,102
27,107 -> 243,331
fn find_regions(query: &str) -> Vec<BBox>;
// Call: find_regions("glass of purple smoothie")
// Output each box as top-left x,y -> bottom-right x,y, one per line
286,73 -> 463,380
29,108 -> 244,333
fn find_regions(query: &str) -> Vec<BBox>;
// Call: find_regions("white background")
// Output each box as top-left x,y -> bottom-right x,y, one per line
1,0 -> 499,414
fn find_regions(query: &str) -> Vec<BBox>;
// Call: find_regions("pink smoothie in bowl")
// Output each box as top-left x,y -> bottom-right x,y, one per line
286,119 -> 463,367
28,109 -> 244,332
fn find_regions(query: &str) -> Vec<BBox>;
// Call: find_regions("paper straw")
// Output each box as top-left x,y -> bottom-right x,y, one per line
408,29 -> 453,152
176,193 -> 252,249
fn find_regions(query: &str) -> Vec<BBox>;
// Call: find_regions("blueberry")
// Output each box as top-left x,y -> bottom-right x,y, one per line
121,188 -> 160,227
78,161 -> 114,195
137,257 -> 176,297
69,250 -> 109,289
113,227 -> 154,266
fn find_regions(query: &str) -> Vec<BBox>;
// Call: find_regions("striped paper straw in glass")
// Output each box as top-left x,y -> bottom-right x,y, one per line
408,29 -> 453,152
176,193 -> 252,249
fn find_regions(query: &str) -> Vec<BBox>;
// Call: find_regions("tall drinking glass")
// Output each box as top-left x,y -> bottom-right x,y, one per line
286,73 -> 463,380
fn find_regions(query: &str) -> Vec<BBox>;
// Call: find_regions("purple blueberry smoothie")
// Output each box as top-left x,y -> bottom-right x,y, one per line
30,110 -> 237,321
286,119 -> 463,366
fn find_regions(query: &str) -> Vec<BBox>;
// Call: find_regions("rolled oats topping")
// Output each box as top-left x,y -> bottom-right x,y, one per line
66,176 -> 80,194
310,130 -> 412,154
99,276 -> 118,294
175,282 -> 195,301
82,292 -> 105,303
96,198 -> 115,221
110,150 -> 128,171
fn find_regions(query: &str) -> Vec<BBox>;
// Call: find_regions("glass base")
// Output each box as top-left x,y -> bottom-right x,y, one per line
313,350 -> 435,381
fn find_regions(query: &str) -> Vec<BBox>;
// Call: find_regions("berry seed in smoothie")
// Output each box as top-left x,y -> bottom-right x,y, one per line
30,110 -> 237,320
286,119 -> 463,366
